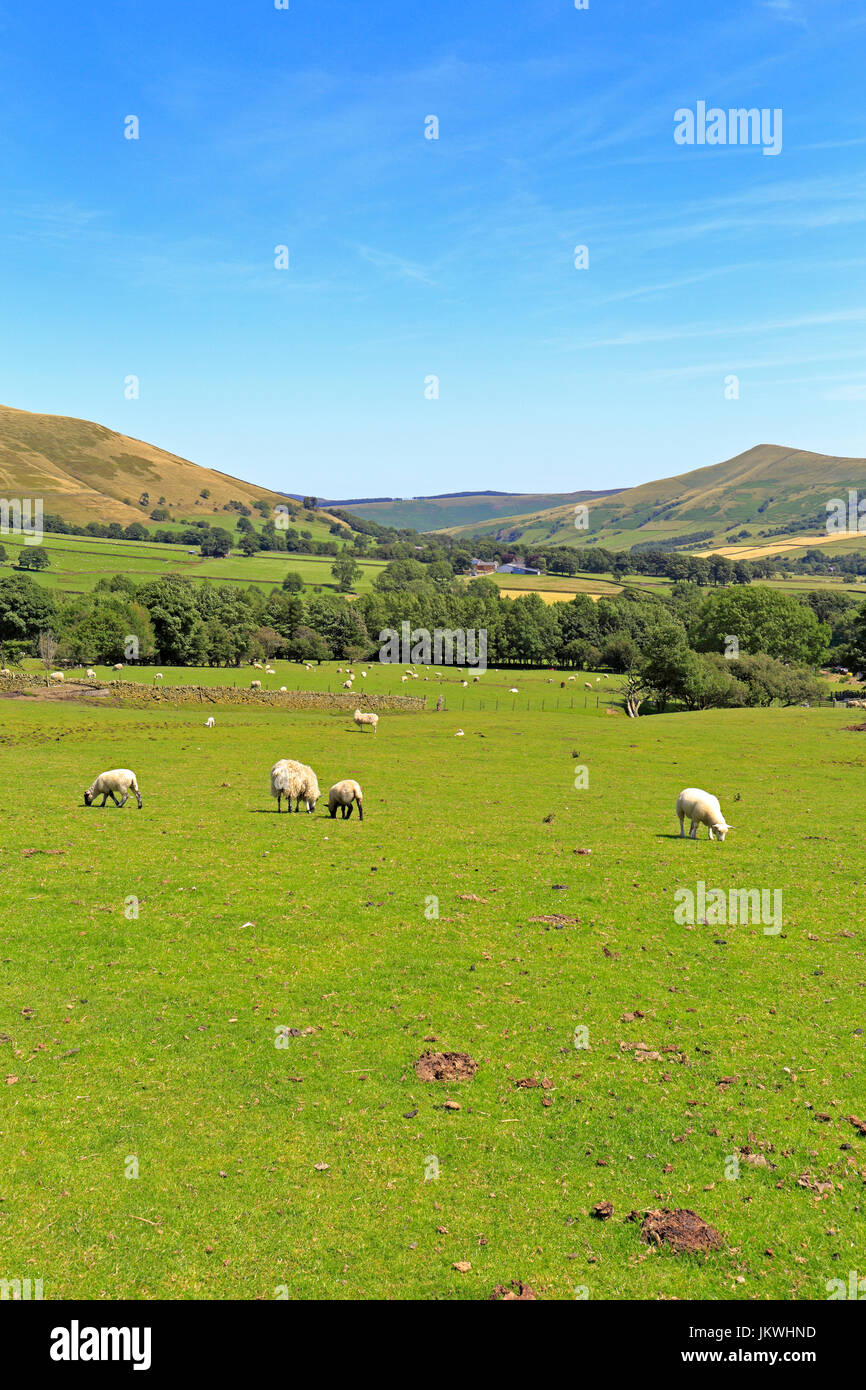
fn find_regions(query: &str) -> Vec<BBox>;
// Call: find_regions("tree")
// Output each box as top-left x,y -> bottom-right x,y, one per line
199,528 -> 233,558
38,630 -> 58,669
0,574 -> 57,644
282,571 -> 304,593
302,496 -> 318,511
693,586 -> 829,665
16,545 -> 50,570
331,555 -> 361,592
239,531 -> 261,556
0,543 -> 7,561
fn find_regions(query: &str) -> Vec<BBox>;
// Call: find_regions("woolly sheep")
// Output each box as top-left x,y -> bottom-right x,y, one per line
342,680 -> 353,689
86,669 -> 96,679
676,787 -> 732,842
455,729 -> 464,737
205,716 -> 215,727
401,675 -> 408,682
154,672 -> 163,681
584,682 -> 592,690
509,687 -> 518,694
84,769 -> 142,810
280,686 -> 287,692
50,671 -> 64,682
251,680 -> 262,690
353,709 -> 378,733
113,663 -> 123,672
270,758 -> 320,814
328,779 -> 364,821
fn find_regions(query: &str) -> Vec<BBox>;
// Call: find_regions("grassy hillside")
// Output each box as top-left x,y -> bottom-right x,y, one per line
0,531 -> 385,596
444,445 -> 866,555
329,489 -> 621,533
0,404 -> 348,530
0,681 -> 863,1299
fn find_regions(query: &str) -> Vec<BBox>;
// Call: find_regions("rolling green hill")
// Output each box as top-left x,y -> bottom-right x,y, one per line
442,445 -> 866,553
325,488 -> 621,532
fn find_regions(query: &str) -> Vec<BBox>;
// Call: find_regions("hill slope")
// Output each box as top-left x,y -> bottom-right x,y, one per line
0,404 -> 320,527
323,488 -> 622,533
443,445 -> 866,551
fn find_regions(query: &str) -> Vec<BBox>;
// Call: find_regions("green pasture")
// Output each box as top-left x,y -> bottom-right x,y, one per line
1,686 -> 864,1300
0,532 -> 385,596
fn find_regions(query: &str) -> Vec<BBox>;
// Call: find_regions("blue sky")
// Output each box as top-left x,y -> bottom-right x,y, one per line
1,0 -> 864,498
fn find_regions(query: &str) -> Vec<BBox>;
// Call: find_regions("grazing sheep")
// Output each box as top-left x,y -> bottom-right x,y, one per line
50,671 -> 64,682
568,675 -> 575,682
280,686 -> 287,692
86,669 -> 96,679
584,682 -> 592,690
271,759 -> 320,814
353,709 -> 378,734
455,729 -> 464,737
154,672 -> 163,681
84,769 -> 142,810
113,663 -> 123,672
509,687 -> 519,694
676,787 -> 732,842
205,716 -> 215,727
328,779 -> 364,821
342,680 -> 353,689
361,670 -> 368,678
251,679 -> 262,690
401,675 -> 408,683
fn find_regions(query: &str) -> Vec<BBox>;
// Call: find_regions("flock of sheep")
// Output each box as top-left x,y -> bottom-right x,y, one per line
80,705 -> 378,823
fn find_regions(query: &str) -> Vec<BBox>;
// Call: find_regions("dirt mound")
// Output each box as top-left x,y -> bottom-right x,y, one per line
845,723 -> 866,732
640,1208 -> 723,1253
489,1281 -> 536,1300
414,1051 -> 478,1083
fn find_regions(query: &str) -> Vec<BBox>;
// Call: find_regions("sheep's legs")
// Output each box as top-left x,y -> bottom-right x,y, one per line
689,821 -> 698,839
678,814 -> 685,837
118,793 -> 129,808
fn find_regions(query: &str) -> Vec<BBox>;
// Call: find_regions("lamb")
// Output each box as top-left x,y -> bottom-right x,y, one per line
328,779 -> 364,821
353,709 -> 378,733
205,716 -> 215,727
84,769 -> 142,809
270,759 -> 320,813
676,787 -> 732,842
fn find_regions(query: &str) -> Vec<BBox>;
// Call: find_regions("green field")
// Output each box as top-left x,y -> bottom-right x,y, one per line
1,674 -> 864,1300
0,532 -> 385,596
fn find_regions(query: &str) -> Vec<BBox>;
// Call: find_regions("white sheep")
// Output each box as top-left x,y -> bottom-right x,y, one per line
251,679 -> 262,690
401,675 -> 408,683
84,769 -> 142,810
50,671 -> 64,682
328,779 -> 364,821
154,673 -> 163,682
584,682 -> 593,690
509,687 -> 519,694
342,680 -> 353,689
676,787 -> 732,842
270,759 -> 320,814
361,670 -> 368,678
455,729 -> 464,737
353,709 -> 378,734
280,686 -> 287,692
86,669 -> 96,679
205,716 -> 215,727
113,663 -> 123,672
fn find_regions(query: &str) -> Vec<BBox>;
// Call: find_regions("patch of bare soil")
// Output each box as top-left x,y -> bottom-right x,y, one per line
414,1051 -> 478,1082
0,683 -> 110,703
489,1282 -> 536,1300
641,1209 -> 723,1253
845,723 -> 866,732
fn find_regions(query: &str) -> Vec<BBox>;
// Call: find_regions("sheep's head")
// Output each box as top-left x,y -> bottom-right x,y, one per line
84,790 -> 94,806
713,821 -> 731,841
